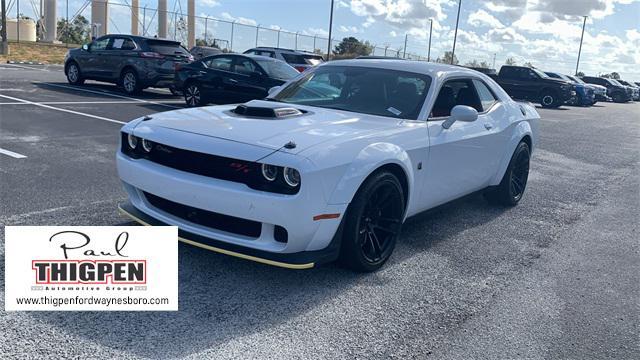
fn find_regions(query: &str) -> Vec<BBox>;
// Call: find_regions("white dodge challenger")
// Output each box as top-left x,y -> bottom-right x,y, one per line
117,59 -> 539,271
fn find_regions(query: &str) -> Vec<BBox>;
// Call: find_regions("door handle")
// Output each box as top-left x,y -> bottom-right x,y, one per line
484,123 -> 493,130
228,78 -> 238,83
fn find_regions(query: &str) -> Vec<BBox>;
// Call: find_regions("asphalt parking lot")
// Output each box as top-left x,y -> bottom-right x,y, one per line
1,64 -> 639,359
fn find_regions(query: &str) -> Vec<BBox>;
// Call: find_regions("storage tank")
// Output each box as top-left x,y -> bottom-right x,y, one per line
6,18 -> 37,42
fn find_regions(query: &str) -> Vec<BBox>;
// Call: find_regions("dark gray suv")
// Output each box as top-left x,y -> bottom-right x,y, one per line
64,35 -> 193,95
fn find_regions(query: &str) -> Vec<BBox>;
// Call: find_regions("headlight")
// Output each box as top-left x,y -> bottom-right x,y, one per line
283,167 -> 300,187
127,133 -> 138,149
261,164 -> 278,181
142,139 -> 153,152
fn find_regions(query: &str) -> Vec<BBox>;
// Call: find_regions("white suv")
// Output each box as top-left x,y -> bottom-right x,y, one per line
243,47 -> 324,73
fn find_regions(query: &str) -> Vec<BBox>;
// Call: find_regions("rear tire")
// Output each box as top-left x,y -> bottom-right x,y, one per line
121,69 -> 142,95
484,141 -> 530,206
66,62 -> 84,85
184,82 -> 205,107
338,171 -> 405,272
540,90 -> 560,108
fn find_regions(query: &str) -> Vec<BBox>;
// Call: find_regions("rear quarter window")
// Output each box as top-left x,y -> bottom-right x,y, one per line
145,40 -> 190,56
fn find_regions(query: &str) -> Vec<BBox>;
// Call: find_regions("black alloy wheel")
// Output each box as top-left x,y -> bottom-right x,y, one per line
339,171 -> 405,272
484,141 -> 531,206
184,83 -> 203,107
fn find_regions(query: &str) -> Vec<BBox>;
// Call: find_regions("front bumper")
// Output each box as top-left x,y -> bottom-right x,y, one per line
116,149 -> 347,268
119,203 -> 342,269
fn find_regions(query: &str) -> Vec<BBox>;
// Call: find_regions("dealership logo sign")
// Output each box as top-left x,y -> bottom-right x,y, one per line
5,226 -> 178,311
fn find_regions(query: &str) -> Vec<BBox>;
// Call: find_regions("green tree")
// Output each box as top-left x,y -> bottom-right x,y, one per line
601,72 -> 620,79
57,15 -> 91,44
576,71 -> 585,77
464,59 -> 490,68
505,57 -> 517,65
436,51 -> 458,65
523,61 -> 534,68
332,37 -> 373,59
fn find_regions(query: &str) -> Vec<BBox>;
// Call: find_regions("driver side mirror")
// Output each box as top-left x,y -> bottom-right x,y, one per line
442,105 -> 478,129
268,86 -> 281,95
82,43 -> 90,51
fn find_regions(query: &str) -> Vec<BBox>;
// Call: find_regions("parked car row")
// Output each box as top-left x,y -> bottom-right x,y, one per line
64,35 -> 636,110
465,65 -> 638,108
63,35 -> 323,106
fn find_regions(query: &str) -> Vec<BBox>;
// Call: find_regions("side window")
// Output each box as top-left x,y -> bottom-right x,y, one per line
204,57 -> 233,71
91,37 -> 110,51
109,37 -> 136,50
526,69 -> 538,79
234,58 -> 259,75
430,79 -> 482,118
472,79 -> 497,112
501,67 -> 515,79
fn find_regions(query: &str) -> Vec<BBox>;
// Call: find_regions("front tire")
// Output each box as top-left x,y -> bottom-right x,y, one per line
339,171 -> 405,272
121,69 -> 142,95
540,90 -> 560,108
66,62 -> 84,85
485,141 -> 530,206
184,82 -> 204,107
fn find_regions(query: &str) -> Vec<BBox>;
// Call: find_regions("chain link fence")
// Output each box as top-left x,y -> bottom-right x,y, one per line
2,0 -> 638,76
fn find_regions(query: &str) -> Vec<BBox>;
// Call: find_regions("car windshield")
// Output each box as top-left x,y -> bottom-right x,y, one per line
531,68 -> 549,78
281,53 -> 324,65
567,75 -> 585,84
608,79 -> 624,86
254,59 -> 299,80
272,66 -> 432,120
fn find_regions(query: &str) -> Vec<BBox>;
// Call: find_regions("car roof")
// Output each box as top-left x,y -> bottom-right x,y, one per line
102,34 -> 180,43
250,46 -> 317,55
204,53 -> 280,62
322,58 -> 474,76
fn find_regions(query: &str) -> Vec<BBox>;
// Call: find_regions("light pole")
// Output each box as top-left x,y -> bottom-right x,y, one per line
403,33 -> 408,58
255,24 -> 260,47
230,20 -> 235,52
1,0 -> 7,55
427,18 -> 433,62
575,15 -> 588,75
451,0 -> 462,64
327,0 -> 334,60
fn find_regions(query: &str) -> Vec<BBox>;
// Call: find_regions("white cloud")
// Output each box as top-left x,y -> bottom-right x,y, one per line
220,12 -> 257,26
486,27 -> 526,43
200,0 -> 220,7
467,9 -> 505,28
303,28 -> 329,37
339,25 -> 362,33
347,0 -> 453,39
363,16 -> 376,28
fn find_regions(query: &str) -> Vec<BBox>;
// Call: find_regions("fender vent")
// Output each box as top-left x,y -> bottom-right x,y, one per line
233,104 -> 304,118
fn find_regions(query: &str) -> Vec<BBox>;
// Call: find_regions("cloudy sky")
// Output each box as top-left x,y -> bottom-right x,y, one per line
14,0 -> 639,80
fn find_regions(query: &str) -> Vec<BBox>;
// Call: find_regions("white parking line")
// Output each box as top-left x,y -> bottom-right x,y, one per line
39,82 -> 182,109
2,63 -> 50,72
0,148 -> 27,159
0,93 -> 126,125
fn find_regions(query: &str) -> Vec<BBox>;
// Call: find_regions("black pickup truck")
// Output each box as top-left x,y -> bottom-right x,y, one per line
487,65 -> 575,108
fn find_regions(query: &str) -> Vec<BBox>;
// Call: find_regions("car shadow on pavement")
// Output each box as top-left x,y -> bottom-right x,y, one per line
29,192 -> 507,358
33,82 -> 182,101
534,105 -> 569,110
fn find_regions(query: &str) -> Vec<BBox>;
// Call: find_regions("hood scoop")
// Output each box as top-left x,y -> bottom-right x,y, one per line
232,100 -> 305,119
